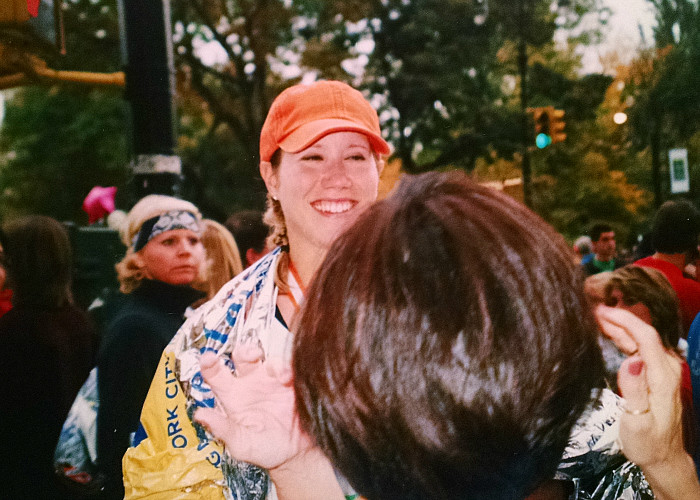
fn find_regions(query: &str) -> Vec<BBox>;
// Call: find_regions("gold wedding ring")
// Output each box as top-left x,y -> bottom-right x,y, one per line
622,404 -> 650,415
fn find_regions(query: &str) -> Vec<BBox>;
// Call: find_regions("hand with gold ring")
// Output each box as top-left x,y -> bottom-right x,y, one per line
595,305 -> 700,500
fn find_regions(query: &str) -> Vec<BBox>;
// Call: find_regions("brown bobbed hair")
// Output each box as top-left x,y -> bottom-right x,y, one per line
3,215 -> 74,308
604,265 -> 682,350
293,171 -> 604,500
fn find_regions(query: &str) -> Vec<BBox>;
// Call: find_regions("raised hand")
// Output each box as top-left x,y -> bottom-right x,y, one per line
596,305 -> 700,500
193,349 -> 311,470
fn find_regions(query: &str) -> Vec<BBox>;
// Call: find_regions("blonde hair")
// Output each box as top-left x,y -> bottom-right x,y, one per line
263,153 -> 291,292
115,194 -> 203,294
196,219 -> 244,300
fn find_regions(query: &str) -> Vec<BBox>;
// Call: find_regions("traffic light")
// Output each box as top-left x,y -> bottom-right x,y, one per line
550,108 -> 566,144
533,107 -> 552,149
531,106 -> 566,148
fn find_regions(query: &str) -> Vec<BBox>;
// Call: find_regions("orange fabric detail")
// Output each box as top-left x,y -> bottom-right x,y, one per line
259,81 -> 390,162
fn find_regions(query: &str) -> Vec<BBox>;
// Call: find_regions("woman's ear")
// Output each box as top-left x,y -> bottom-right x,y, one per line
132,252 -> 152,279
260,161 -> 279,199
377,158 -> 386,175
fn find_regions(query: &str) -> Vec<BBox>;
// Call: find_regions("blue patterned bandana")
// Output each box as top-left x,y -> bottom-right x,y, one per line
132,210 -> 200,251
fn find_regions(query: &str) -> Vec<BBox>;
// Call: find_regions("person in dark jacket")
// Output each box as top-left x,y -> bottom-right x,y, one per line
96,195 -> 206,500
0,215 -> 98,500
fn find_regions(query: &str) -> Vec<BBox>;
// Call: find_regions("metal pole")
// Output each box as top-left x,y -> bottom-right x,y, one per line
117,0 -> 181,200
518,0 -> 532,208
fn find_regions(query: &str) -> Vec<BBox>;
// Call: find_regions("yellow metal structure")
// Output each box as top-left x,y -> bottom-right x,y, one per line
0,0 -> 124,89
0,43 -> 125,89
528,106 -> 566,145
0,0 -> 31,23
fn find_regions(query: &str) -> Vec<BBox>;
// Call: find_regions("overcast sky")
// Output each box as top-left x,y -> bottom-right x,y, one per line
580,0 -> 656,73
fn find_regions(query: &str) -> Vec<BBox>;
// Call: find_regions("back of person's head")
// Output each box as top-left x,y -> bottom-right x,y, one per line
116,194 -> 203,294
224,210 -> 268,266
3,215 -> 74,308
605,265 -> 682,350
293,170 -> 604,500
651,200 -> 700,254
573,235 -> 592,256
197,219 -> 244,300
588,223 -> 613,243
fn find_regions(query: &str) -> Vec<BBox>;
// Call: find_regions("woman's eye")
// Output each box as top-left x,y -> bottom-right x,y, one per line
301,154 -> 323,161
189,237 -> 200,245
161,238 -> 175,246
347,154 -> 366,161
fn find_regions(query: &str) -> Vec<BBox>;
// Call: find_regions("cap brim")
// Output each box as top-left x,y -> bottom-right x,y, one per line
279,119 -> 391,156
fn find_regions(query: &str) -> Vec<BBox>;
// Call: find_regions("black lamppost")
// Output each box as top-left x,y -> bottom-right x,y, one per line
117,0 -> 181,202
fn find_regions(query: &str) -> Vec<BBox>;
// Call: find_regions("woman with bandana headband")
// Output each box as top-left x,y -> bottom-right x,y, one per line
96,194 -> 207,500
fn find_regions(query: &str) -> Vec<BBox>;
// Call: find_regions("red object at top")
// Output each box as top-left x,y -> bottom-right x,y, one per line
27,0 -> 40,17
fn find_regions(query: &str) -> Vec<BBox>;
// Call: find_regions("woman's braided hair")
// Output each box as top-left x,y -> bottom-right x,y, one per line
263,149 -> 291,294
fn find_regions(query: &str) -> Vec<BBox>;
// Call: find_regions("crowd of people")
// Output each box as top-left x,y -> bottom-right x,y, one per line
1,79 -> 700,500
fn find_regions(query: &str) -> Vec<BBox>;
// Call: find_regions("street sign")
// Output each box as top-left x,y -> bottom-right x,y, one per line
669,148 -> 690,194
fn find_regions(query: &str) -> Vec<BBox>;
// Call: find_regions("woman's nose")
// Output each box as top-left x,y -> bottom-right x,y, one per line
176,240 -> 194,254
321,160 -> 352,187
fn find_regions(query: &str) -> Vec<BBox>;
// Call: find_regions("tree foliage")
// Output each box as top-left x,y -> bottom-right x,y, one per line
0,0 -> 673,242
0,0 -> 128,223
608,0 -> 700,210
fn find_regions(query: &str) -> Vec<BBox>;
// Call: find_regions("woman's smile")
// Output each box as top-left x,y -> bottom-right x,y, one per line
310,199 -> 357,215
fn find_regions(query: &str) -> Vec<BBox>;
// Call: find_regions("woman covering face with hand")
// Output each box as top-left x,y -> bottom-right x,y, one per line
596,305 -> 700,500
122,80 -> 389,500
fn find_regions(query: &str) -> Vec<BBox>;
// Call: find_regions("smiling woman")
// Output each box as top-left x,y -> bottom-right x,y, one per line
122,80 -> 390,500
262,131 -> 380,297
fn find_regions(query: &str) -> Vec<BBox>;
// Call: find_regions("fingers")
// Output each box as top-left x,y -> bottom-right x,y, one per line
193,406 -> 236,445
617,356 -> 650,414
596,317 -> 639,355
595,305 -> 672,391
194,407 -> 265,462
231,343 -> 264,377
199,352 -> 242,413
597,304 -> 681,413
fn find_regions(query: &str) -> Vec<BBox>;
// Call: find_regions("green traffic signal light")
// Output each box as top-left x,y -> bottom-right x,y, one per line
536,133 -> 552,149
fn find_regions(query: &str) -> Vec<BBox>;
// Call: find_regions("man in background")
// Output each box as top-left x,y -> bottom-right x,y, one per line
635,199 -> 700,335
583,223 -> 619,275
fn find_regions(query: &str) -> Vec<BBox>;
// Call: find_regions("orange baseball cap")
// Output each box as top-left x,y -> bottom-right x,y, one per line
259,80 -> 391,162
